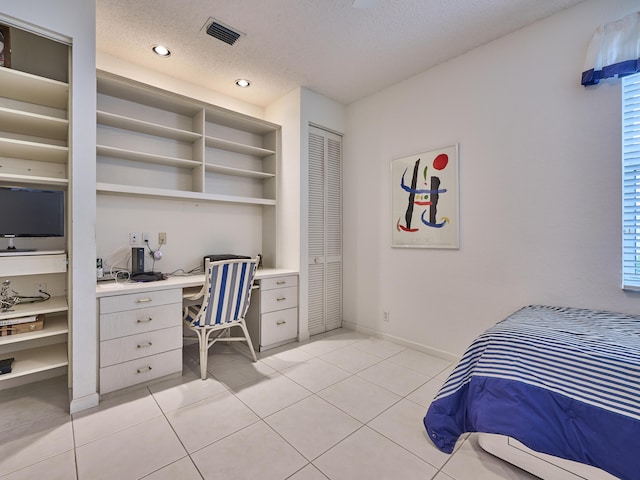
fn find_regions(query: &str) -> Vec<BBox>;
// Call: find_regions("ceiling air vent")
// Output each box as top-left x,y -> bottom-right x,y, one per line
206,19 -> 242,46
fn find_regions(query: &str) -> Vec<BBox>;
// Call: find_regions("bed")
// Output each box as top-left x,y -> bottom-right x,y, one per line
423,305 -> 640,480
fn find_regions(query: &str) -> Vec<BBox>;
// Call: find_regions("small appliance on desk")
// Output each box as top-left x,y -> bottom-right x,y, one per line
130,247 -> 165,282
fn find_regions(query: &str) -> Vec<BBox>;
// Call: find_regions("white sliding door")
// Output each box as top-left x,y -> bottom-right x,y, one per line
308,125 -> 342,336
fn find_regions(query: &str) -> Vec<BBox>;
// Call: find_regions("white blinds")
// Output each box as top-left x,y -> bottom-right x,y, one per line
623,73 -> 640,290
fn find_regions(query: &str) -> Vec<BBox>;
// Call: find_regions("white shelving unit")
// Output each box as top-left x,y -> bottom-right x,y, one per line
0,66 -> 69,187
96,71 -> 280,207
0,254 -> 69,391
0,27 -> 70,391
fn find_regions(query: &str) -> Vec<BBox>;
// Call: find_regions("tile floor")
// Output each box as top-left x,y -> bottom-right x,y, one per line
0,329 -> 539,480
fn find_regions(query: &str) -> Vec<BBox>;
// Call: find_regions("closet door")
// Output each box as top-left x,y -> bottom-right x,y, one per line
308,125 -> 342,335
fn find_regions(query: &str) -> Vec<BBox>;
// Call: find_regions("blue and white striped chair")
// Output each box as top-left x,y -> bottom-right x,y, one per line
183,257 -> 259,380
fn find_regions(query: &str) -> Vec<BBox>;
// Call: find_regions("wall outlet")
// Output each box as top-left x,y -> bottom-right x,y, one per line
129,232 -> 139,246
142,232 -> 151,244
158,232 -> 167,245
383,311 -> 390,322
36,283 -> 47,296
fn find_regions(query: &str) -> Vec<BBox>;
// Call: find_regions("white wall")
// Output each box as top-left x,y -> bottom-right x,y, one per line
343,0 -> 640,357
0,1 -> 98,411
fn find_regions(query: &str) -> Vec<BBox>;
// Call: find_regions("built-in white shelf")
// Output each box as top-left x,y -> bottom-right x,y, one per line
0,137 -> 68,163
205,136 -> 275,157
0,343 -> 68,382
0,296 -> 68,322
97,110 -> 201,143
0,172 -> 68,187
0,315 -> 68,347
0,67 -> 68,110
204,163 -> 276,179
96,182 -> 277,206
97,144 -> 201,169
0,107 -> 68,141
0,254 -> 67,277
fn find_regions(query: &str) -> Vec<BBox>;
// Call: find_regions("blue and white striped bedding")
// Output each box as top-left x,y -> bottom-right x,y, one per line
423,305 -> 640,480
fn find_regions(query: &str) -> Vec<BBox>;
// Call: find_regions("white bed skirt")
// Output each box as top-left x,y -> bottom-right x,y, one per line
477,433 -> 618,480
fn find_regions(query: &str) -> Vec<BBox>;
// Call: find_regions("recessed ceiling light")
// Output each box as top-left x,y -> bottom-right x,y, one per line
235,79 -> 251,88
152,45 -> 171,57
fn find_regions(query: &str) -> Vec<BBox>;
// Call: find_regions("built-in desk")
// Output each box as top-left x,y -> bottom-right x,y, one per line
96,268 -> 298,394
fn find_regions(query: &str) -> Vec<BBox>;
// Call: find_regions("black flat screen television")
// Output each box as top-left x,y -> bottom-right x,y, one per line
0,187 -> 65,252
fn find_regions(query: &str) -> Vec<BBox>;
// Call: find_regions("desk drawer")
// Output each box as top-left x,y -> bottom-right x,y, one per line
260,275 -> 298,291
260,307 -> 297,347
261,286 -> 297,313
100,326 -> 182,368
100,348 -> 182,394
100,303 -> 182,340
99,289 -> 182,314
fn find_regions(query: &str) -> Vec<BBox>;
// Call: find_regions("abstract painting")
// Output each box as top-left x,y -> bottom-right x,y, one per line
391,144 -> 459,248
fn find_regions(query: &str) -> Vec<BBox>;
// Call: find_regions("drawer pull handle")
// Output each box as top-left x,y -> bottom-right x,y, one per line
276,320 -> 287,325
137,342 -> 153,349
276,280 -> 286,285
137,317 -> 153,323
277,297 -> 286,301
136,366 -> 152,373
137,297 -> 153,303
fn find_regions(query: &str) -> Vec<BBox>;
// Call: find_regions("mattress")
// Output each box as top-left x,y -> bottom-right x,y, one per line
423,305 -> 640,480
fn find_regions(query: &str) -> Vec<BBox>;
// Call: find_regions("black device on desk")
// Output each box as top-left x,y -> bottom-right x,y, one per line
131,271 -> 165,282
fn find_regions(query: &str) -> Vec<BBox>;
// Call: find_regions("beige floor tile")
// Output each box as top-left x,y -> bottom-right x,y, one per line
75,416 -> 185,480
192,421 -> 307,480
0,444 -> 75,480
208,356 -> 276,388
406,376 -> 445,408
350,337 -> 406,359
0,376 -> 69,432
72,387 -> 162,446
259,346 -> 315,371
317,375 -> 401,423
0,413 -> 73,477
265,395 -> 362,460
357,358 -> 430,396
288,464 -> 330,480
368,398 -> 450,469
166,390 -> 259,453
314,425 -> 437,480
231,372 -> 312,418
140,456 -> 203,480
387,349 -> 452,377
280,357 -> 350,392
319,345 -> 383,373
149,374 -> 228,413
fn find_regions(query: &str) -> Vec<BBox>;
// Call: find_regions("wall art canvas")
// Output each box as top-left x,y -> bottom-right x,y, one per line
391,144 -> 459,248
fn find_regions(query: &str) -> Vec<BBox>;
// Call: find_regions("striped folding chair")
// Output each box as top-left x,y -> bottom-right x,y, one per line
183,257 -> 259,380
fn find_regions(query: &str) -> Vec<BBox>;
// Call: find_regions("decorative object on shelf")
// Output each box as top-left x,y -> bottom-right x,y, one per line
391,144 -> 459,249
0,280 -> 20,312
0,314 -> 45,336
0,357 -> 14,375
0,24 -> 10,68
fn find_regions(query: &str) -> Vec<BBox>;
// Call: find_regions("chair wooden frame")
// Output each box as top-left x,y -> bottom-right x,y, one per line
183,257 -> 258,380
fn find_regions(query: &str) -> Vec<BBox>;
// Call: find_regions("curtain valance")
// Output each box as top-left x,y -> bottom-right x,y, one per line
582,11 -> 640,86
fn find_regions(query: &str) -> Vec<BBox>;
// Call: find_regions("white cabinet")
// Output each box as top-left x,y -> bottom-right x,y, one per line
96,71 -> 279,207
246,273 -> 298,351
0,253 -> 69,390
98,288 -> 182,394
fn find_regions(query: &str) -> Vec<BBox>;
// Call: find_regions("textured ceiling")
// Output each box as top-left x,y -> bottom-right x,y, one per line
96,0 -> 585,107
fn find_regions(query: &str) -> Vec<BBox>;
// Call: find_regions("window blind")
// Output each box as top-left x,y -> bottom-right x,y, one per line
623,73 -> 640,290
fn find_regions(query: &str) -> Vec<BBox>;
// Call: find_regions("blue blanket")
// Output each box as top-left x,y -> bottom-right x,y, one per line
424,305 -> 640,480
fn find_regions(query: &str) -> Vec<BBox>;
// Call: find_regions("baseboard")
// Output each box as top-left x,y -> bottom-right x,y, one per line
342,320 -> 460,363
70,391 -> 100,414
